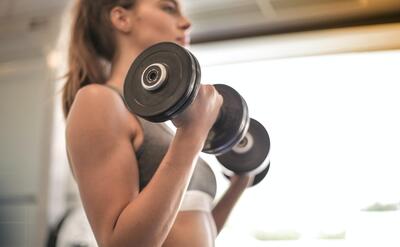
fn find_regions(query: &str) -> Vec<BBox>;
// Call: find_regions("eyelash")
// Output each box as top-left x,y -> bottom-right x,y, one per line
162,4 -> 177,14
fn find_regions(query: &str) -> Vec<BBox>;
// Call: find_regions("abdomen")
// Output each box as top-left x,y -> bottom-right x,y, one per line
163,211 -> 217,247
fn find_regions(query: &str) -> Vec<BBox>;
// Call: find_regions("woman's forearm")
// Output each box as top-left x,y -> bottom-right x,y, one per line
107,129 -> 206,247
212,175 -> 250,234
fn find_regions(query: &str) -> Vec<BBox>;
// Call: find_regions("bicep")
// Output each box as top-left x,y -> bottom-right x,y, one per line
72,136 -> 139,236
66,87 -> 140,244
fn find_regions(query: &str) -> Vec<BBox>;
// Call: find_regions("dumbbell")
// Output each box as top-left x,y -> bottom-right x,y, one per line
124,42 -> 250,155
123,42 -> 271,185
219,118 -> 271,187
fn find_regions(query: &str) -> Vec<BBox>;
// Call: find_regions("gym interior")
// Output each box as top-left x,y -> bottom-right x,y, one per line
1,0 -> 400,246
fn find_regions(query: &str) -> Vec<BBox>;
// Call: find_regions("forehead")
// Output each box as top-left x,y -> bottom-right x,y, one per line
137,0 -> 187,12
160,0 -> 185,7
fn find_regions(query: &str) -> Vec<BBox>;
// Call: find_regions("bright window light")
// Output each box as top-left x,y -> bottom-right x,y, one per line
196,50 -> 400,247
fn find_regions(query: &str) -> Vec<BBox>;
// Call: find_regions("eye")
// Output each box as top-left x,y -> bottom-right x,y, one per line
162,4 -> 177,14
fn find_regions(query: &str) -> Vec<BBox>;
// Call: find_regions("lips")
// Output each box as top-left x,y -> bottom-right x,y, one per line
176,36 -> 190,46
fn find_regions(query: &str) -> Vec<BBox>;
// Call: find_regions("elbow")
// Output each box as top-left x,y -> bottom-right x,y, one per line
104,240 -> 162,247
96,230 -> 120,247
102,233 -> 164,247
97,235 -> 112,247
97,215 -> 168,247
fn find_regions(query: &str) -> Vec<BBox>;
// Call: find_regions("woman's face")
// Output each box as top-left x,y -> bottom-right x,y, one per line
126,0 -> 191,49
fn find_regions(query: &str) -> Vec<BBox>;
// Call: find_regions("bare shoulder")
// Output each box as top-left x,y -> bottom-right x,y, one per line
66,84 -> 139,135
69,84 -> 126,120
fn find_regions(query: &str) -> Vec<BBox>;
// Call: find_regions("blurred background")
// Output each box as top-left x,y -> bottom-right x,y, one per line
1,0 -> 400,246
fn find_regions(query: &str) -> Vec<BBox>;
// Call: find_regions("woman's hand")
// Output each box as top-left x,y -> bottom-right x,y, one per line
172,84 -> 223,138
228,173 -> 254,188
211,173 -> 254,234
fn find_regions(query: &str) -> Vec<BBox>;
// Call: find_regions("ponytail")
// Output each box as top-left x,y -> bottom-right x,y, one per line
62,0 -> 135,118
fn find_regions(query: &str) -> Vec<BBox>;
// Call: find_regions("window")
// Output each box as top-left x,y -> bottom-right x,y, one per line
197,48 -> 400,246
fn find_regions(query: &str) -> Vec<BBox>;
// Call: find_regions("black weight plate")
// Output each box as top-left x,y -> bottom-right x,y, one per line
170,49 -> 202,118
216,118 -> 270,173
203,84 -> 250,155
251,162 -> 270,186
124,42 -> 198,122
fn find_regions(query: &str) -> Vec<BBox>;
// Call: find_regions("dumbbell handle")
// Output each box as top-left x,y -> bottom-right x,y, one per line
223,162 -> 270,187
202,84 -> 250,155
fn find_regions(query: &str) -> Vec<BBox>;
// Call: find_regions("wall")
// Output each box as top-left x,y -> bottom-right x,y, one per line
0,11 -> 63,247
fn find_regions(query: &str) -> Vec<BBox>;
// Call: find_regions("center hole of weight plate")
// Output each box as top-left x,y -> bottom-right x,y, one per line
232,132 -> 254,154
147,69 -> 158,83
142,63 -> 168,91
238,137 -> 248,148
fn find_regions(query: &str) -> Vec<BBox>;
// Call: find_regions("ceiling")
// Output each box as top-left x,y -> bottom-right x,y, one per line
0,0 -> 65,20
0,0 -> 400,61
184,0 -> 400,42
1,0 -> 400,43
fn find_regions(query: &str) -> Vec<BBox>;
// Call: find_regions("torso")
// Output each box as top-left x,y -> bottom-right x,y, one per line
105,84 -> 218,246
163,211 -> 216,247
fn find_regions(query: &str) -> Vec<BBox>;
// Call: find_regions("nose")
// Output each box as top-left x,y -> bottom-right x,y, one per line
178,15 -> 191,31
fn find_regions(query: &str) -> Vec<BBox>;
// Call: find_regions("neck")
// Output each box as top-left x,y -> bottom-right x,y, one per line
107,46 -> 144,91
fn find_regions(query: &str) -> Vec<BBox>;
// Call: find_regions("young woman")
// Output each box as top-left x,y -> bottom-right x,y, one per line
63,0 -> 252,246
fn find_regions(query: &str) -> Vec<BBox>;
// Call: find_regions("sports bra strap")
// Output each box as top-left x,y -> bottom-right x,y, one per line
101,84 -> 145,159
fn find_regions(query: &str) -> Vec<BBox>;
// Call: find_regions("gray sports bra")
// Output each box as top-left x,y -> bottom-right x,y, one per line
103,84 -> 217,199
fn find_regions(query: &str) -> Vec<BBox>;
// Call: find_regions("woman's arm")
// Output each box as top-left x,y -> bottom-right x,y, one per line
212,174 -> 252,234
67,84 -> 221,247
108,129 -> 205,247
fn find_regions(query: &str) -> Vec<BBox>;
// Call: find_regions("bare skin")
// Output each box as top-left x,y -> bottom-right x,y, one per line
66,0 -> 252,246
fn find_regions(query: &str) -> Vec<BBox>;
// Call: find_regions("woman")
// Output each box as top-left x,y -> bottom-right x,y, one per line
63,0 -> 252,246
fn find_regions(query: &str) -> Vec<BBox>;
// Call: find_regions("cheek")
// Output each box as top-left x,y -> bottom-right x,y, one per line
142,11 -> 176,35
155,21 -> 174,37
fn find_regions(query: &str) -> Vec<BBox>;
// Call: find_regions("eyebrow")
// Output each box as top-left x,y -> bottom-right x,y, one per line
160,0 -> 179,8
